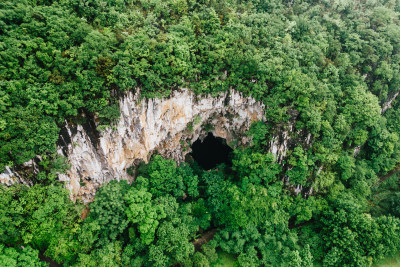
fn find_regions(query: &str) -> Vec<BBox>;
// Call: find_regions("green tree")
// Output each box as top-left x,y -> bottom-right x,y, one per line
124,183 -> 166,245
0,244 -> 46,267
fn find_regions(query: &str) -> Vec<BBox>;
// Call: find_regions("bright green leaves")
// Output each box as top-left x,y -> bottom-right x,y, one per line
287,146 -> 312,186
192,198 -> 211,230
112,27 -> 195,97
72,156 -> 203,265
138,155 -> 199,199
224,183 -> 270,228
177,163 -> 199,198
215,220 -> 311,267
301,106 -> 322,135
76,241 -> 124,267
336,153 -> 355,182
342,86 -> 381,130
232,149 -> 281,186
149,218 -> 195,266
20,185 -> 81,255
149,195 -> 197,266
203,167 -> 285,229
124,186 -> 166,245
0,107 -> 59,168
247,121 -> 269,147
290,195 -> 325,226
0,2 -> 116,170
96,103 -> 121,131
318,202 -> 400,266
0,184 -> 81,263
0,244 -> 46,267
73,155 -> 202,265
84,180 -> 130,245
143,155 -> 183,198
0,185 -> 25,246
2,0 -> 400,265
195,8 -> 221,34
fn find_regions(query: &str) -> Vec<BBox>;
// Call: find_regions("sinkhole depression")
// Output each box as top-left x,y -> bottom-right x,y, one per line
190,133 -> 233,170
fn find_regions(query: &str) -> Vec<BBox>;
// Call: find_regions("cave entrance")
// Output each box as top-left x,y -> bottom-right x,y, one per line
190,133 -> 233,170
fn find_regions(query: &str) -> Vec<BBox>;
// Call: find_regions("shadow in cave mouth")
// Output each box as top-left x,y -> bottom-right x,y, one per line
190,133 -> 233,170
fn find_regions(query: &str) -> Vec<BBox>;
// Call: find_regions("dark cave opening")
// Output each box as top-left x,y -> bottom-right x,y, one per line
190,133 -> 233,170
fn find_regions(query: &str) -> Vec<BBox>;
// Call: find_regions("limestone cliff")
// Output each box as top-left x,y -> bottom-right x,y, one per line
55,89 -> 265,202
1,88 -> 314,202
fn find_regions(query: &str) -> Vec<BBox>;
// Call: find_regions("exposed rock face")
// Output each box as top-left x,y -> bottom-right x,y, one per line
381,89 -> 400,114
0,166 -> 23,186
56,88 -> 265,203
269,124 -> 294,164
0,157 -> 40,187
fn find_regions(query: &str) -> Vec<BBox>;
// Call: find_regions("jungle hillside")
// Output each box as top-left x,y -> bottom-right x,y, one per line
2,0 -> 400,266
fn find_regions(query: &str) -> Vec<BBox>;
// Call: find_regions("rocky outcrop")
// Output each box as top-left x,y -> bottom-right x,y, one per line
0,157 -> 40,187
55,88 -> 265,203
268,124 -> 295,164
381,89 -> 400,114
0,166 -> 22,186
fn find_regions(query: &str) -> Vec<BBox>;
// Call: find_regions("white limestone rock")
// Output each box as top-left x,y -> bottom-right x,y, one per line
57,88 -> 266,203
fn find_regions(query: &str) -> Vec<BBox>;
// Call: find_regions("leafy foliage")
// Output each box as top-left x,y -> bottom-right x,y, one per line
0,184 -> 81,263
2,0 -> 400,266
124,184 -> 166,245
81,180 -> 130,248
0,244 -> 46,267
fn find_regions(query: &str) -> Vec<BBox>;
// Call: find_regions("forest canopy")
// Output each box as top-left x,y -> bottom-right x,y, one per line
2,0 -> 400,266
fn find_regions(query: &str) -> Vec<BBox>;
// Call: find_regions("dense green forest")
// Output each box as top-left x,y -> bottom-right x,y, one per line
2,0 -> 400,266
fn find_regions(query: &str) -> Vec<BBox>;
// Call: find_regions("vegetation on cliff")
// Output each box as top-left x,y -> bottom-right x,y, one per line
2,0 -> 400,266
